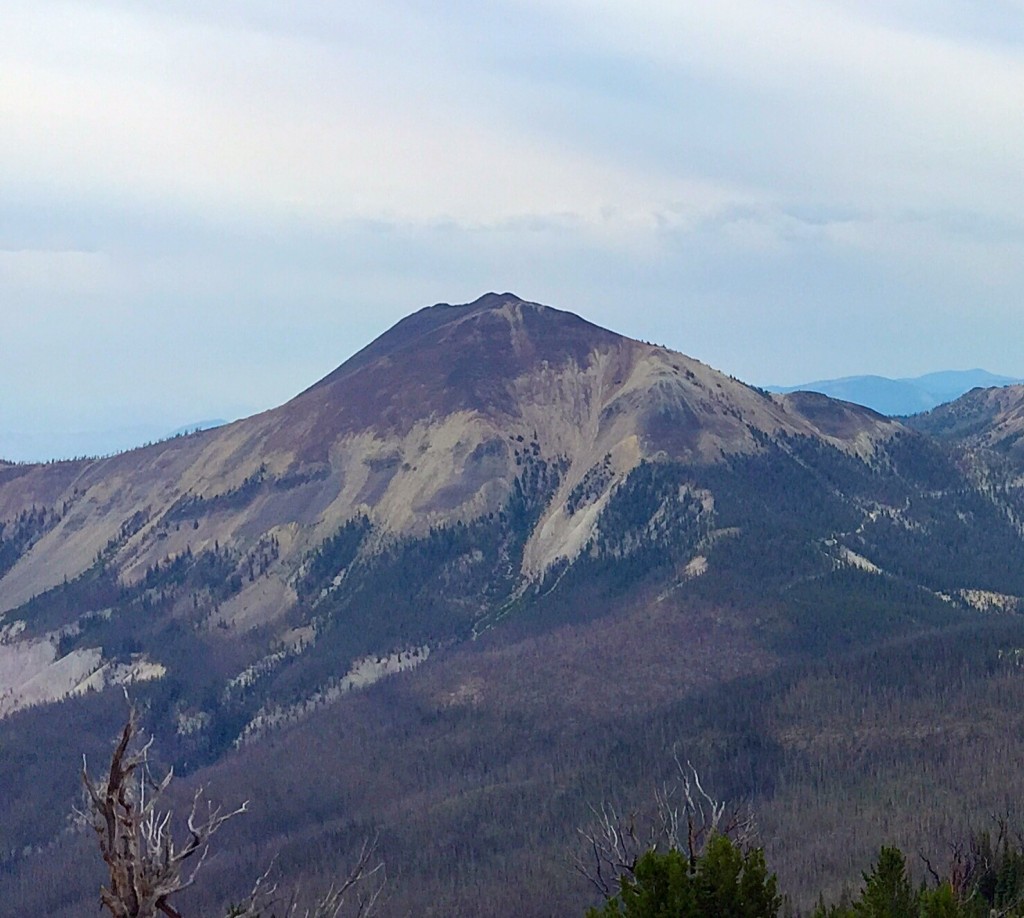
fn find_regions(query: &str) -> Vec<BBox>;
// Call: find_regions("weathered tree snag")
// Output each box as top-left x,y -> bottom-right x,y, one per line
226,835 -> 385,918
82,700 -> 247,918
82,697 -> 385,918
573,757 -> 755,898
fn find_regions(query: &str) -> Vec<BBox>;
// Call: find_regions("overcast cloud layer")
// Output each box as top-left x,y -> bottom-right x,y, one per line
4,1 -> 1024,460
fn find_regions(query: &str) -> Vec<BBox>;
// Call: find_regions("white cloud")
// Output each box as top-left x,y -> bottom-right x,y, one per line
0,248 -> 113,298
517,0 -> 1024,219
3,1 -> 1024,457
0,2 -> 749,234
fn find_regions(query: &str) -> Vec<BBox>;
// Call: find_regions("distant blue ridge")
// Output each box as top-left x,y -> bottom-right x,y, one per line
162,419 -> 229,439
765,369 -> 1024,417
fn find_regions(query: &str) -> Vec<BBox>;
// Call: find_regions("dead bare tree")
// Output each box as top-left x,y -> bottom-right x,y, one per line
573,756 -> 756,898
82,701 -> 248,918
83,698 -> 384,918
920,819 -> 1024,918
653,758 -> 756,865
226,835 -> 385,918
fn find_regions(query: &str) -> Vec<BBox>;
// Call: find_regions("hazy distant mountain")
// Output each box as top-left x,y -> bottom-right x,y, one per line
5,295 -> 1024,915
0,424 -> 172,464
0,419 -> 230,464
162,418 -> 228,439
766,368 -> 1024,416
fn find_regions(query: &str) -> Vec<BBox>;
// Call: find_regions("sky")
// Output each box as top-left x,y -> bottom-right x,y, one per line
4,1 -> 1024,460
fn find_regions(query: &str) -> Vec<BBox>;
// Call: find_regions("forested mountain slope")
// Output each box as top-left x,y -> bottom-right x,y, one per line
907,383 -> 1024,460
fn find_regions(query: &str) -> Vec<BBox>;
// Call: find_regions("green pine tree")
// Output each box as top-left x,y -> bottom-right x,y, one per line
917,882 -> 966,918
853,847 -> 918,918
586,834 -> 781,918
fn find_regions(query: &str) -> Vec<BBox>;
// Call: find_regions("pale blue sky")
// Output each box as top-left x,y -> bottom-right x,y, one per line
4,1 -> 1024,459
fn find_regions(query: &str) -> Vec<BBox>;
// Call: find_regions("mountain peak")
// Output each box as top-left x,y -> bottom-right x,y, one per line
298,293 -> 620,407
447,291 -> 525,310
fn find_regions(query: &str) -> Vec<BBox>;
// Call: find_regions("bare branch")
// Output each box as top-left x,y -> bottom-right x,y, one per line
85,696 -> 385,918
574,757 -> 755,896
228,833 -> 385,918
573,801 -> 647,897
